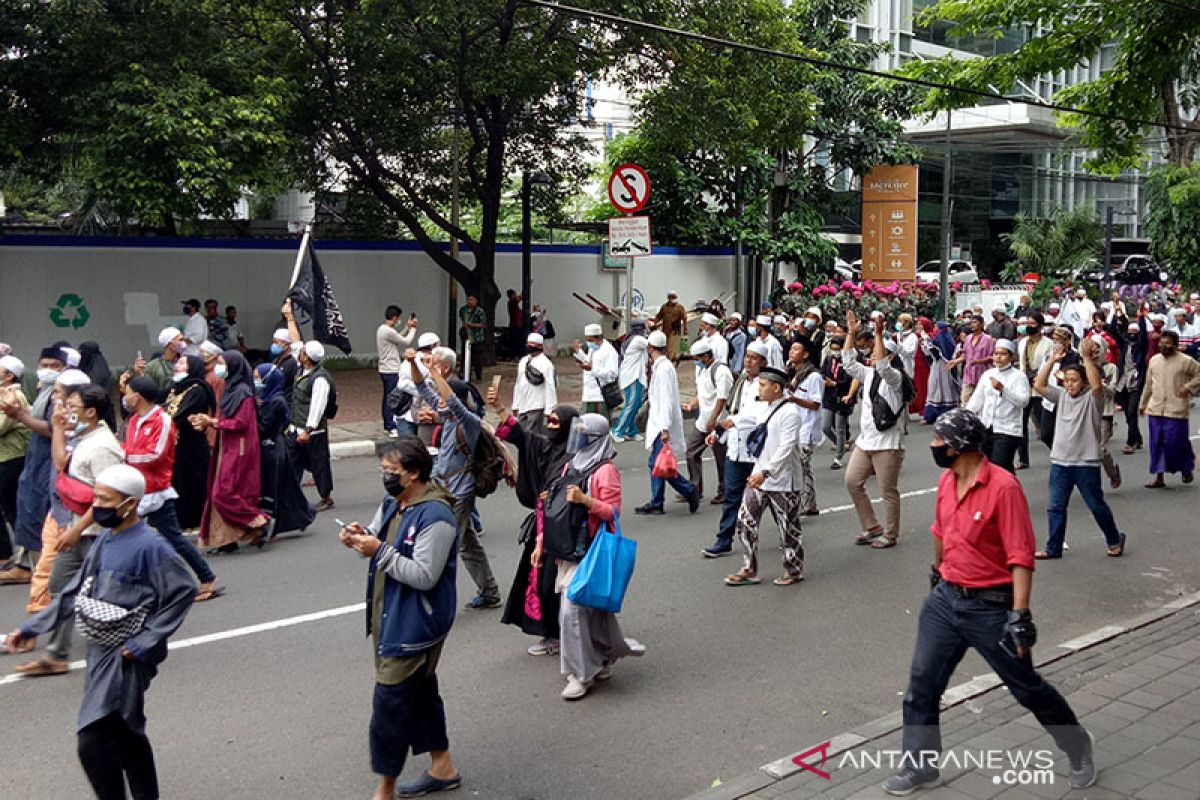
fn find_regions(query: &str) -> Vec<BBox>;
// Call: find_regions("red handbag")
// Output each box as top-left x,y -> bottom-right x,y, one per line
651,443 -> 679,479
55,466 -> 95,516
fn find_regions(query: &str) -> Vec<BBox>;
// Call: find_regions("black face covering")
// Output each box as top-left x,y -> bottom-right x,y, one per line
930,444 -> 959,469
382,473 -> 404,497
93,499 -> 133,529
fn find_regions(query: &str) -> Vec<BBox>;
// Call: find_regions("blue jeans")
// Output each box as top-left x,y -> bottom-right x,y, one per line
1045,463 -> 1123,556
147,500 -> 216,584
901,582 -> 1087,772
395,418 -> 418,438
613,382 -> 645,439
647,434 -> 695,508
379,372 -> 399,431
715,460 -> 754,549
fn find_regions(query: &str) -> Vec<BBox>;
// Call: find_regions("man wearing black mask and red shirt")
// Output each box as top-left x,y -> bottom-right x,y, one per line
881,408 -> 1096,796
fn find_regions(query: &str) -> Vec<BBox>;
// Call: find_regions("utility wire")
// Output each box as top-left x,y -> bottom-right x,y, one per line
520,0 -> 1199,137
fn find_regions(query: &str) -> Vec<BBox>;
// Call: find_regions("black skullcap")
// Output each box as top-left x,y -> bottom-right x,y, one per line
933,408 -> 985,453
127,376 -> 159,399
758,366 -> 789,386
40,346 -> 66,362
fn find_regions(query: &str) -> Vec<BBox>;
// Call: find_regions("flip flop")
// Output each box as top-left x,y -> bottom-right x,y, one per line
1034,550 -> 1061,560
195,583 -> 226,602
724,572 -> 762,586
855,530 -> 883,546
1107,534 -> 1127,558
871,536 -> 898,550
13,658 -> 69,676
773,575 -> 803,586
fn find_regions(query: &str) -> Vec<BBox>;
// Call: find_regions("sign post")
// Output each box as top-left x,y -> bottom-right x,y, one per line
860,165 -> 919,282
608,164 -> 652,335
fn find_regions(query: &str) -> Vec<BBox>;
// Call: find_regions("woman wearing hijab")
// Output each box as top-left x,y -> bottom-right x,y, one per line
164,356 -> 214,530
921,321 -> 961,424
488,384 -> 579,656
909,317 -> 933,417
534,413 -> 645,701
191,351 -> 264,554
77,342 -> 112,391
255,363 -> 315,542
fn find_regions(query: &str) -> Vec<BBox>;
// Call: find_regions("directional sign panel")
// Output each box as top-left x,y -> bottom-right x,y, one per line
608,216 -> 652,258
861,165 -> 919,282
608,163 -> 651,214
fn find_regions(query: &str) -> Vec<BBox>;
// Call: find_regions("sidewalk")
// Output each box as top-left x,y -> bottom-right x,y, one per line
690,596 -> 1200,800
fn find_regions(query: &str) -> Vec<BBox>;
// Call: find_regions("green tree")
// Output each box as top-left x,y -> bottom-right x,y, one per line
1145,164 -> 1200,289
902,0 -> 1200,171
1000,205 -> 1103,282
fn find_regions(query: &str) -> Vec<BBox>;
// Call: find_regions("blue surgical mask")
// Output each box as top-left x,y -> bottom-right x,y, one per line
254,381 -> 265,392
747,325 -> 757,335
214,364 -> 228,379
270,343 -> 284,357
804,319 -> 816,329
172,373 -> 186,383
895,322 -> 905,332
588,341 -> 600,352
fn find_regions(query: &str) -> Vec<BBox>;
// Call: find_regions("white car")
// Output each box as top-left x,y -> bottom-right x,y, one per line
916,260 -> 979,285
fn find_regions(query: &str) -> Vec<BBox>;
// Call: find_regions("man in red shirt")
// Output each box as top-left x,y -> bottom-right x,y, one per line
881,408 -> 1095,796
123,376 -> 221,602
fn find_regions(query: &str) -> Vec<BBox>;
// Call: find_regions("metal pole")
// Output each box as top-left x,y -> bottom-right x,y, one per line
938,111 -> 953,320
1103,205 -> 1114,277
521,171 -> 533,341
624,258 -> 634,335
288,223 -> 313,289
448,122 -> 461,345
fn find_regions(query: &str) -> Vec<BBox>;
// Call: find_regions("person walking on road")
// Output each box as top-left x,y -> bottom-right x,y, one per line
572,324 -> 619,421
512,332 -> 558,430
287,341 -> 337,512
786,339 -> 823,515
1139,330 -> 1200,488
635,331 -> 699,516
338,439 -> 463,800
651,290 -> 687,361
5,464 -> 198,800
841,311 -> 907,550
880,408 -> 1097,796
163,355 -> 214,531
0,356 -> 31,562
965,338 -> 1030,473
1034,338 -> 1128,559
376,305 -> 418,438
1015,313 -> 1052,468
949,315 -> 994,406
821,337 -> 858,470
723,366 -> 806,587
412,349 -> 501,610
612,322 -> 648,442
683,339 -> 733,503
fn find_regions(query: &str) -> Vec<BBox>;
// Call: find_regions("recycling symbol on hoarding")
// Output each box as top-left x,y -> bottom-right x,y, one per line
50,293 -> 90,329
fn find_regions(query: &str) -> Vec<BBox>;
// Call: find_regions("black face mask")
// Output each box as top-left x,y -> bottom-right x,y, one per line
527,346 -> 542,356
382,473 -> 404,497
930,444 -> 959,469
93,499 -> 132,529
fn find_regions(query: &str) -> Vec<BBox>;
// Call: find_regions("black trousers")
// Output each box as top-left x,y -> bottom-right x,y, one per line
1119,385 -> 1143,447
0,456 -> 23,559
982,428 -> 1021,473
1017,403 -> 1040,466
77,713 -> 159,800
287,432 -> 334,499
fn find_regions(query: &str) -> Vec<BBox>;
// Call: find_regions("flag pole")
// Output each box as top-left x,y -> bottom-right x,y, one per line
288,223 -> 313,289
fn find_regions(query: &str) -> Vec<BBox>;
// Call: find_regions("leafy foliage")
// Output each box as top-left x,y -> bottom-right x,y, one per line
1145,164 -> 1200,289
1000,206 -> 1103,281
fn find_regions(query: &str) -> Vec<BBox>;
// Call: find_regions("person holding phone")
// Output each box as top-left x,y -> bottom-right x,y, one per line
880,408 -> 1096,795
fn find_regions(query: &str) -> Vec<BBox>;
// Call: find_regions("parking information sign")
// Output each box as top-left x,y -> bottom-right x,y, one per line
608,163 -> 651,214
608,216 -> 652,258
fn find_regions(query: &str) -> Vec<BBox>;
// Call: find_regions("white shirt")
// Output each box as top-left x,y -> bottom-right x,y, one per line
577,341 -> 619,402
184,313 -> 208,356
619,336 -> 649,389
302,370 -> 330,429
1061,298 -> 1096,339
842,349 -> 905,451
897,330 -> 919,377
753,399 -> 803,492
966,366 -> 1030,437
646,354 -> 685,458
706,330 -> 730,365
513,352 -> 557,415
394,358 -> 431,423
694,362 -> 734,432
724,376 -> 766,463
757,334 -> 785,370
789,369 -> 825,445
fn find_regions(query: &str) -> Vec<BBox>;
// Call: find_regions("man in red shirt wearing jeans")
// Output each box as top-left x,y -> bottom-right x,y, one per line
881,408 -> 1095,796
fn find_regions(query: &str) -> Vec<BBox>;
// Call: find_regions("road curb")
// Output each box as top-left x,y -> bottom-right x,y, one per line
684,590 -> 1200,800
329,438 -> 378,459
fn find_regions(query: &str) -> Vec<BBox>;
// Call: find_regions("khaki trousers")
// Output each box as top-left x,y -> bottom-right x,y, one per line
844,446 -> 905,539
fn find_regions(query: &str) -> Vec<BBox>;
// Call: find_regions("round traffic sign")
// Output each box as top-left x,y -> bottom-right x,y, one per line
608,163 -> 651,214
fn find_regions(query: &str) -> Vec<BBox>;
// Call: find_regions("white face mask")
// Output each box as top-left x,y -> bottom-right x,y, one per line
37,368 -> 59,385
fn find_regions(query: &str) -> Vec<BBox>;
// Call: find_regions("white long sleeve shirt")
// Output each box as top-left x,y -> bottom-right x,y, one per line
513,352 -> 557,415
842,348 -> 905,451
706,331 -> 730,365
578,341 -> 619,402
753,399 -> 803,492
645,354 -> 686,458
619,336 -> 649,389
897,331 -> 919,377
966,366 -> 1030,437
757,334 -> 785,370
723,376 -> 766,463
693,362 -> 734,433
304,374 -> 330,430
789,370 -> 825,446
183,313 -> 208,356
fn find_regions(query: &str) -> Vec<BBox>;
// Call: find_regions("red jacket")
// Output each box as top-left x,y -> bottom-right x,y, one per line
124,406 -> 176,495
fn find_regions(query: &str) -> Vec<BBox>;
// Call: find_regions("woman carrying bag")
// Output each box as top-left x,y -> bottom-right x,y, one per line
534,414 -> 645,701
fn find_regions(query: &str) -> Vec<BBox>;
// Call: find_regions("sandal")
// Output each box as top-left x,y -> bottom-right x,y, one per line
1121,444 -> 1136,455
14,657 -> 69,676
724,570 -> 762,586
195,581 -> 226,602
1034,550 -> 1061,560
855,530 -> 883,546
1107,533 -> 1127,558
871,535 -> 898,549
773,574 -> 803,586
1,634 -> 35,653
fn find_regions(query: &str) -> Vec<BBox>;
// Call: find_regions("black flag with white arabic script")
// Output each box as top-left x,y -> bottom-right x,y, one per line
287,240 -> 353,354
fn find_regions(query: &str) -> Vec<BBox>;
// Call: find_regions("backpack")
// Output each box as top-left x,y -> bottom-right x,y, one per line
541,463 -> 605,561
454,425 -> 507,498
867,362 -> 914,432
386,383 -> 413,417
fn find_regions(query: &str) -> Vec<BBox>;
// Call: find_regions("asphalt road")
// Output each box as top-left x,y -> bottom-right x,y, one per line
2,409 -> 1198,800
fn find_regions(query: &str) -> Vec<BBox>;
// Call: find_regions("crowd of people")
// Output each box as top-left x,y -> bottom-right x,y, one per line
2,274 -> 1200,798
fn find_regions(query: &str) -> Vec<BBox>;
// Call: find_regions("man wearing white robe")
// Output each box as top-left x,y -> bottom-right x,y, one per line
635,331 -> 700,515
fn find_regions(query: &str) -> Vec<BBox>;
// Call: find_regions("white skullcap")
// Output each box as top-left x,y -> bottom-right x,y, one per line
730,312 -> 743,321
747,340 -> 770,358
994,338 -> 1016,354
1075,288 -> 1087,295
701,312 -> 719,327
647,331 -> 668,348
1048,303 -> 1061,310
272,328 -> 292,343
289,341 -> 304,357
199,341 -> 223,356
755,314 -> 772,327
690,339 -> 713,356
61,347 -> 81,368
526,332 -> 544,345
1171,307 -> 1187,316
870,310 -> 885,319
304,341 -> 326,362
584,323 -> 603,337
667,290 -> 678,297
1100,301 -> 1113,310
158,327 -> 182,347
417,332 -> 441,349
57,368 -> 91,387
0,355 -> 24,378
95,464 -> 146,500
806,306 -> 822,321
773,315 -> 787,325
1150,313 -> 1167,323
1128,323 -> 1140,333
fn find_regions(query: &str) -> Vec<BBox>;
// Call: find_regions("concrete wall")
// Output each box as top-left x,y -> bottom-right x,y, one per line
0,236 -> 735,366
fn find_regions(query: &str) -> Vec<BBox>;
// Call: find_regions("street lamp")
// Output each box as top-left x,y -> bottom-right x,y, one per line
522,170 -> 554,341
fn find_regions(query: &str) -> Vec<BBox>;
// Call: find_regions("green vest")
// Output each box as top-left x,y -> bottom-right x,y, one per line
291,368 -> 331,429
144,357 -> 175,391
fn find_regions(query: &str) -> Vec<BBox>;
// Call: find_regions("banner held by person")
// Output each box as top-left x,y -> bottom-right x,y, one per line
286,228 -> 353,354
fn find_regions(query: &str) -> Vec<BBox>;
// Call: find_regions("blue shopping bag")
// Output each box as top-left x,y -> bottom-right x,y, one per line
566,517 -> 636,613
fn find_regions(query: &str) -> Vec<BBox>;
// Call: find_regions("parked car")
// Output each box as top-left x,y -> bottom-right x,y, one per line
916,260 -> 979,285
1078,255 -> 1169,288
833,259 -> 862,282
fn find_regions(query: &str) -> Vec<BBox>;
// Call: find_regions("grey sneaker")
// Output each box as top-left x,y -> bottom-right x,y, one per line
881,768 -> 942,796
561,675 -> 592,700
1068,729 -> 1097,789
